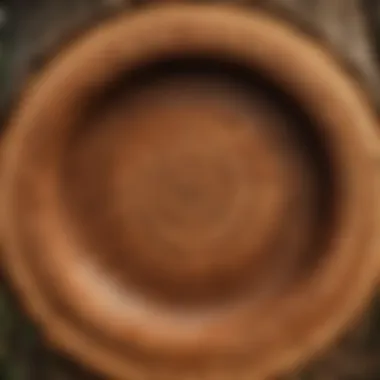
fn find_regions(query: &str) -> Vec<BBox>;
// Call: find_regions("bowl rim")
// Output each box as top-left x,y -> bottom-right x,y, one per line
1,4 -> 380,380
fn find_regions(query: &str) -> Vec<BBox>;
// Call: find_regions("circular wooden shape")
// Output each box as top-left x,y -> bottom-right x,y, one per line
1,4 -> 380,380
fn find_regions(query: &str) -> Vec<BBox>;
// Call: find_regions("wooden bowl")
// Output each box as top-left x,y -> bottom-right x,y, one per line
1,4 -> 380,380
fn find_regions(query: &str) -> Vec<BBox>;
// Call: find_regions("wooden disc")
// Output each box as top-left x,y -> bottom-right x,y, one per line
1,4 -> 380,380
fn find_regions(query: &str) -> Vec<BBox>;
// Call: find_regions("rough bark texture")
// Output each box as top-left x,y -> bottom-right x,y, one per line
2,0 -> 380,379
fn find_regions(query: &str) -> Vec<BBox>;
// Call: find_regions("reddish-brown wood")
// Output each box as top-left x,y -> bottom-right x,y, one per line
1,4 -> 380,380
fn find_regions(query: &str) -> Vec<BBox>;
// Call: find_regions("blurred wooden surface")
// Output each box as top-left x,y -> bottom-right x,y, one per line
2,1 -> 380,379
0,281 -> 380,380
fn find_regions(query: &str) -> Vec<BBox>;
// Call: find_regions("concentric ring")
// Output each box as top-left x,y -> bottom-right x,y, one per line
1,4 -> 380,380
